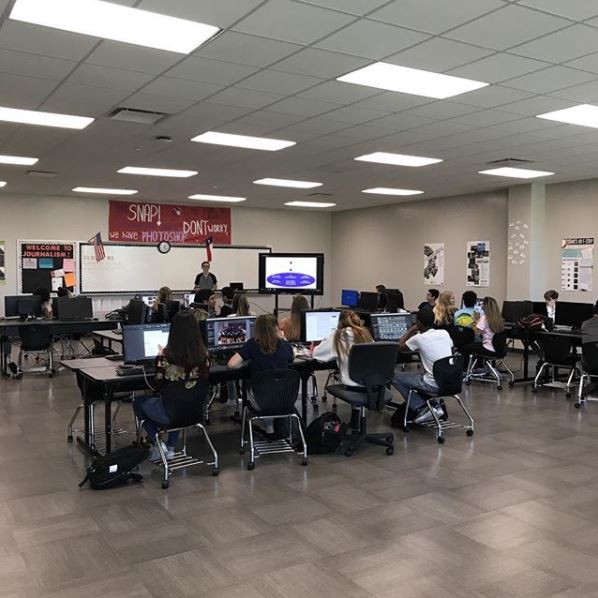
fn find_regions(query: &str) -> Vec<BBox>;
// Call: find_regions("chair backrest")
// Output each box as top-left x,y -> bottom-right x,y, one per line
19,326 -> 53,351
347,342 -> 399,411
582,342 -> 598,375
251,369 -> 300,415
432,354 -> 463,395
539,334 -> 574,364
160,378 -> 209,428
491,331 -> 508,358
447,324 -> 474,350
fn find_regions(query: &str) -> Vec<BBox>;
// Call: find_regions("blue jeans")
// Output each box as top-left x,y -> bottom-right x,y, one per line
392,372 -> 439,411
133,396 -> 179,447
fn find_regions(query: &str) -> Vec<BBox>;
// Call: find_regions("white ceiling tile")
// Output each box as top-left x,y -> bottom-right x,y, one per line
510,25 -> 598,62
0,127 -> 74,156
315,21 -> 429,59
550,80 -> 598,103
221,110 -> 307,135
565,52 -> 598,75
270,117 -> 352,141
233,1 -> 354,45
298,81 -> 381,105
501,66 -> 596,94
446,5 -> 569,50
448,53 -> 549,84
42,83 -> 129,117
403,101 -> 479,120
518,0 -> 598,20
297,0 -> 389,16
0,21 -> 98,61
139,77 -> 223,101
387,38 -> 493,72
195,32 -> 300,67
450,109 -> 523,127
324,105 -> 391,124
123,91 -> 198,114
209,86 -> 285,109
267,96 -> 340,117
496,95 -> 574,116
369,0 -> 505,35
349,92 -> 432,113
0,72 -> 58,109
165,56 -> 258,85
237,70 -> 323,95
0,49 -> 75,81
86,41 -> 181,74
68,63 -> 154,92
272,48 -> 368,79
456,85 -> 534,108
342,113 -> 435,137
138,0 -> 263,27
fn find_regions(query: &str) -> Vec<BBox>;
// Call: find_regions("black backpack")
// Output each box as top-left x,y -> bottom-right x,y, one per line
79,445 -> 149,490
305,412 -> 347,454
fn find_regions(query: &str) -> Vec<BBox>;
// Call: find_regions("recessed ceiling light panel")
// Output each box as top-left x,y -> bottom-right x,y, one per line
0,181 -> 6,188
0,105 -> 93,129
338,62 -> 488,99
355,152 -> 442,167
478,167 -> 554,179
537,104 -> 598,129
73,186 -> 138,195
188,194 -> 246,203
191,131 -> 295,151
10,0 -> 220,54
362,187 -> 424,196
0,154 -> 38,165
284,201 -> 336,208
118,166 -> 197,178
253,178 -> 323,189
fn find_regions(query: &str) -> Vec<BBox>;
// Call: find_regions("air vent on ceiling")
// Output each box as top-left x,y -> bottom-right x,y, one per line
486,157 -> 534,165
26,170 -> 58,178
108,107 -> 166,125
307,192 -> 333,197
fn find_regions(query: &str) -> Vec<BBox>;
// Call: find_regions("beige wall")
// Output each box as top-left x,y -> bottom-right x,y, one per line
331,190 -> 509,310
0,194 -> 332,315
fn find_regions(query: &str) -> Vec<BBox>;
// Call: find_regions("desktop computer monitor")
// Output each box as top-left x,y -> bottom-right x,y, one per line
341,289 -> 359,308
165,300 -> 181,320
556,302 -> 594,329
205,316 -> 257,353
370,313 -> 413,341
184,293 -> 195,307
16,296 -> 42,318
229,282 -> 244,291
123,323 -> 170,364
127,299 -> 148,325
502,301 -> 532,323
384,289 -> 405,312
4,295 -> 29,318
56,296 -> 93,320
300,310 -> 340,343
358,291 -> 378,312
142,296 -> 156,307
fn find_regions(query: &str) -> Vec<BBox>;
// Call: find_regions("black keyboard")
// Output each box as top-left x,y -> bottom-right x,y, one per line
116,365 -> 156,376
105,354 -> 124,361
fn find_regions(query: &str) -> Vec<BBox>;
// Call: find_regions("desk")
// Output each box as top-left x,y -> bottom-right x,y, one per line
93,329 -> 123,352
0,319 -> 117,377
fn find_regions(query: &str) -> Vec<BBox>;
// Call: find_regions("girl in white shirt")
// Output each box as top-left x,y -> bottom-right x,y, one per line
313,310 -> 373,429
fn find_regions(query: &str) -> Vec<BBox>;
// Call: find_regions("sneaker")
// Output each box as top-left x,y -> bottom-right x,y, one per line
431,404 -> 447,420
414,406 -> 433,424
149,442 -> 174,461
166,445 -> 177,458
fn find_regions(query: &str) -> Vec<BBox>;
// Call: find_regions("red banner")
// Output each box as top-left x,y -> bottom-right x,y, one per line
108,200 -> 231,245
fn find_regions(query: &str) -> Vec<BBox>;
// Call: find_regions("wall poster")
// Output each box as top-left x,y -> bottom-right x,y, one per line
466,241 -> 490,287
18,241 -> 77,294
424,242 -> 445,285
0,241 -> 5,286
561,237 -> 593,292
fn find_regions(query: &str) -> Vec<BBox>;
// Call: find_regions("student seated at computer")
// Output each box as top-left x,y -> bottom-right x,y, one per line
228,293 -> 255,317
279,294 -> 309,341
454,291 -> 478,327
219,287 -> 235,317
228,314 -> 294,433
433,290 -> 456,329
313,310 -> 374,430
391,308 -> 453,425
133,310 -> 210,460
418,289 -> 439,310
34,287 -> 53,318
461,297 -> 504,369
543,289 -> 559,323
57,286 -> 73,298
150,286 -> 173,324
193,288 -> 217,318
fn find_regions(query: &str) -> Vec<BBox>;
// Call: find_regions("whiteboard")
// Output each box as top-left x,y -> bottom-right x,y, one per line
80,244 -> 270,294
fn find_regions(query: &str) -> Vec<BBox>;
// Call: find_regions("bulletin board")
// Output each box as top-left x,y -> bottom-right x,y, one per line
17,240 -> 77,294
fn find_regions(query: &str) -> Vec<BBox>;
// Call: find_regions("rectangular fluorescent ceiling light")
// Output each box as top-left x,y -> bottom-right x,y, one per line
338,62 -> 488,99
73,186 -> 138,195
284,201 -> 335,208
0,154 -> 38,165
0,181 -> 6,188
191,131 -> 296,151
10,0 -> 220,54
189,194 -> 246,203
362,187 -> 423,196
0,106 -> 93,129
537,104 -> 598,129
118,167 -> 197,178
479,167 -> 554,179
253,178 -> 322,189
355,152 -> 442,167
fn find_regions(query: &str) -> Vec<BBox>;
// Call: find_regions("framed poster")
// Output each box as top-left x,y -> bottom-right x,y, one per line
0,240 -> 5,286
424,243 -> 444,285
561,237 -> 593,292
18,240 -> 77,294
466,241 -> 490,287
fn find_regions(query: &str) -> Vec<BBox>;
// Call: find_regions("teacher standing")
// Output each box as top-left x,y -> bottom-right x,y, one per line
194,261 -> 217,292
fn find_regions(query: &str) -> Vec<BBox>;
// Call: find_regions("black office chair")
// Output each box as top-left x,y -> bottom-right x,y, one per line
464,331 -> 515,390
403,354 -> 474,444
17,325 -> 55,377
137,380 -> 218,488
447,325 -> 475,354
575,342 -> 598,409
533,335 -> 580,398
239,369 -> 307,470
326,342 -> 398,457
149,304 -> 169,324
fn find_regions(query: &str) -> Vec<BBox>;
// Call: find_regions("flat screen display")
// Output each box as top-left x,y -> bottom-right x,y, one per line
206,316 -> 257,352
123,323 -> 170,363
301,310 -> 340,343
370,313 -> 413,341
259,253 -> 324,295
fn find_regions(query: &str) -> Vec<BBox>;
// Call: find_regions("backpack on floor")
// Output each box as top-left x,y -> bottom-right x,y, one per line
305,412 -> 347,454
79,445 -> 148,490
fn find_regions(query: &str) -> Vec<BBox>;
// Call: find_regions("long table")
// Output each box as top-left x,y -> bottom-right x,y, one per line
0,318 -> 118,377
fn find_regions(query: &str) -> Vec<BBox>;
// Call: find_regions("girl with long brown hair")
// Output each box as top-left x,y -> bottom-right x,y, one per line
279,294 -> 309,341
462,296 -> 505,367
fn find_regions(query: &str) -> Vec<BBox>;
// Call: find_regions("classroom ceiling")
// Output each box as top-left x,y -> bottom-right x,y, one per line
3,0 -> 598,211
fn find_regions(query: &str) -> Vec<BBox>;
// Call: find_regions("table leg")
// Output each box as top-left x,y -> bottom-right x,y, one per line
301,371 -> 309,422
104,386 -> 113,454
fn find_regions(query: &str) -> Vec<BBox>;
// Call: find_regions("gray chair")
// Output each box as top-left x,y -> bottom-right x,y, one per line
17,325 -> 54,377
533,334 -> 580,398
326,342 -> 398,457
464,331 -> 515,390
576,342 -> 598,409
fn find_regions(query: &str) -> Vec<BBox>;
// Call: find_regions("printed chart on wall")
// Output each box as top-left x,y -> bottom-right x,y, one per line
0,241 -> 5,286
466,241 -> 490,287
561,237 -> 593,292
18,241 -> 77,294
424,243 -> 444,285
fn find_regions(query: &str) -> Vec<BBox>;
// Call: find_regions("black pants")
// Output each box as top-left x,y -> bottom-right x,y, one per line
462,342 -> 497,371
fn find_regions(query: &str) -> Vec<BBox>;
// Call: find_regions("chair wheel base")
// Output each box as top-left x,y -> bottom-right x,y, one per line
566,392 -> 571,399
161,480 -> 169,489
344,449 -> 354,457
239,447 -> 245,455
466,429 -> 474,437
247,461 -> 255,470
437,436 -> 445,444
385,447 -> 394,455
575,402 -> 581,409
532,387 -> 538,393
301,458 -> 308,466
212,468 -> 219,476
464,380 -> 471,386
508,381 -> 515,387
67,435 -> 73,443
497,385 -> 503,391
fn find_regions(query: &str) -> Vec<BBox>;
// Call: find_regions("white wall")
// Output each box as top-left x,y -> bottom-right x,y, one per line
330,190 -> 509,310
0,194 -> 332,316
